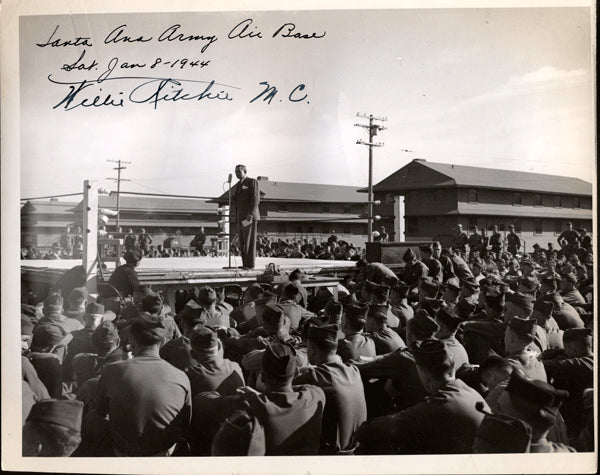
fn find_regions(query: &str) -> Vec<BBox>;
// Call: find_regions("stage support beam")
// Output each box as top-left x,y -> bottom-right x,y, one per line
82,180 -> 99,291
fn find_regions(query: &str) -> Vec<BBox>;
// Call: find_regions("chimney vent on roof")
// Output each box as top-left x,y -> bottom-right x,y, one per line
50,198 -> 58,202
413,158 -> 426,162
257,176 -> 269,181
451,165 -> 454,168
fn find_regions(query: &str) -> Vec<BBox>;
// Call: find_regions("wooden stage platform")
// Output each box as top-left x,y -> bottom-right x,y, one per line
21,256 -> 358,307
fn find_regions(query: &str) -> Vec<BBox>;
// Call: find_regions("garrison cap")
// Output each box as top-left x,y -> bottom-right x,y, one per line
392,280 -> 411,297
369,282 -> 390,300
307,324 -> 339,343
197,286 -> 218,305
518,276 -> 540,292
420,297 -> 443,315
420,278 -> 441,295
344,302 -> 369,322
411,339 -> 451,368
461,277 -> 480,291
402,248 -> 416,261
67,287 -> 88,307
159,337 -> 194,371
247,283 -> 265,300
367,304 -> 389,322
85,302 -> 105,315
506,292 -> 534,316
436,306 -> 463,331
506,371 -> 569,414
473,410 -> 532,453
324,299 -> 342,316
92,320 -> 119,347
563,327 -> 592,345
456,299 -> 477,320
262,304 -> 285,326
484,287 -> 505,308
32,324 -> 67,348
508,317 -> 536,342
407,309 -> 439,341
141,292 -> 163,314
211,410 -> 266,456
124,248 -> 143,263
190,325 -> 219,350
262,340 -> 297,381
443,277 -> 461,291
561,273 -> 577,284
43,293 -> 63,310
26,399 -> 84,433
181,300 -> 207,327
130,313 -> 167,340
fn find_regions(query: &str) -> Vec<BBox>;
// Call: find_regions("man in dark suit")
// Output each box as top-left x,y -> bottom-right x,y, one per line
233,164 -> 260,269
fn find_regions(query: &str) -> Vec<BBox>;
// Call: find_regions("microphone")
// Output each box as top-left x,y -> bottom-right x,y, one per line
228,173 -> 233,184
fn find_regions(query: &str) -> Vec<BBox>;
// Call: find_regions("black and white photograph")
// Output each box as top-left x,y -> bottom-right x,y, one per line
1,0 -> 596,473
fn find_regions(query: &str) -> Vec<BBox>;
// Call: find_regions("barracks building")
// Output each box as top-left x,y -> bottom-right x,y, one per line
369,159 -> 593,251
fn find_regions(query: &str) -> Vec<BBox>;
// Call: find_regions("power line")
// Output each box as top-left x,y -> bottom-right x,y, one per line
21,192 -> 83,201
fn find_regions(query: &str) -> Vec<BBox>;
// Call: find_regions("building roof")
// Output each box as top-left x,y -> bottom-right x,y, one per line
21,200 -> 79,215
215,178 -> 366,203
69,195 -> 218,213
264,211 -> 368,223
369,159 -> 592,195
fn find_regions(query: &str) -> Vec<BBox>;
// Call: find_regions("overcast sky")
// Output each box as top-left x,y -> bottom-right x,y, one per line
19,6 -> 594,200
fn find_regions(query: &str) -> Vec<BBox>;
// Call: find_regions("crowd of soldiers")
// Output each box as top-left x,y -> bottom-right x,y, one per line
20,220 -> 594,456
256,235 -> 362,261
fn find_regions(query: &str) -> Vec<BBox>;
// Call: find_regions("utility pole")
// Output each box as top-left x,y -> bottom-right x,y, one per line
355,113 -> 386,242
107,160 -> 131,228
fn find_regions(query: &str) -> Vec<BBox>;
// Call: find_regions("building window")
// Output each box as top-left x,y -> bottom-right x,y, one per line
498,223 -> 506,231
554,195 -> 562,208
407,217 -> 418,234
573,196 -> 581,209
277,223 -> 286,233
385,193 -> 394,204
534,193 -> 542,206
308,226 -> 314,233
278,202 -> 288,212
534,219 -> 542,235
512,192 -> 522,206
296,226 -> 302,234
554,220 -> 562,234
322,205 -> 330,213
469,216 -> 478,228
343,225 -> 351,234
343,205 -> 352,213
467,189 -> 478,203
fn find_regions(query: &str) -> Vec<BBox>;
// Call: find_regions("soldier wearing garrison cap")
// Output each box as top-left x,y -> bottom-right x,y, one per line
434,306 -> 470,371
194,340 -> 326,455
504,317 -> 547,381
420,244 -> 444,283
337,302 -> 376,363
35,292 -> 83,336
356,259 -> 399,287
400,248 -> 429,290
365,304 -> 406,355
357,339 -> 488,454
473,404 -> 532,453
532,300 -> 563,349
94,313 -> 191,456
496,371 -> 574,453
388,281 -> 414,337
186,325 -> 244,398
540,292 -> 584,330
23,399 -> 84,456
278,283 -> 315,331
107,248 -> 142,297
542,327 -> 593,439
293,324 -> 367,454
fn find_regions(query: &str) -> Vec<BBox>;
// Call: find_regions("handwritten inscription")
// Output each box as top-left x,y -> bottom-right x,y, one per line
38,18 -> 323,110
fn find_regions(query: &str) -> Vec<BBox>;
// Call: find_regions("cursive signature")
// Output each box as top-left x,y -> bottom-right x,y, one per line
48,74 -> 239,110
